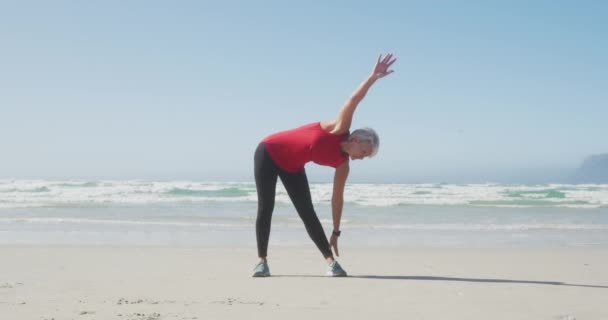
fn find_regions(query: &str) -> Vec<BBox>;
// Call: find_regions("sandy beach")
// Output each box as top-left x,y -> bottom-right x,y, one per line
1,245 -> 607,320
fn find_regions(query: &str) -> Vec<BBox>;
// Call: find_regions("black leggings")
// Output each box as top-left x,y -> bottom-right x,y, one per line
254,142 -> 333,259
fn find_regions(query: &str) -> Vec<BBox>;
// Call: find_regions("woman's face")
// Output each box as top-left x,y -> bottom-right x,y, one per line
349,141 -> 373,160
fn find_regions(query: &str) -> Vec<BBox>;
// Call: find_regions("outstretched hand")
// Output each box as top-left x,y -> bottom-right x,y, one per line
371,53 -> 397,79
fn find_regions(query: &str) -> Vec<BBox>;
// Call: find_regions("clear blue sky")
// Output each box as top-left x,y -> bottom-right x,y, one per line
1,1 -> 606,183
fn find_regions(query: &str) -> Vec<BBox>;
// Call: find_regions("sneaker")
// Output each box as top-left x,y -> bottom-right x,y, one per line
252,261 -> 270,277
326,261 -> 347,277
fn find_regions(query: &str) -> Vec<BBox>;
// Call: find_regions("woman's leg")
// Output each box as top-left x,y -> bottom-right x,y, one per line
254,143 -> 279,259
279,169 -> 334,260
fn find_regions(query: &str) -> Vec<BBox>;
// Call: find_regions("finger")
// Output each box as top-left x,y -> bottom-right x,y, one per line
377,70 -> 393,79
382,53 -> 392,63
377,53 -> 382,64
382,70 -> 394,77
335,244 -> 339,257
387,58 -> 397,67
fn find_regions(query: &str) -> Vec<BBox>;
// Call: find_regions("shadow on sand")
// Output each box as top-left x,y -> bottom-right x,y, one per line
271,274 -> 608,289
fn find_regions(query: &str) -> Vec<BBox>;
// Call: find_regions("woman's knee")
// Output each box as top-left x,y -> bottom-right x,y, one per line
257,203 -> 275,217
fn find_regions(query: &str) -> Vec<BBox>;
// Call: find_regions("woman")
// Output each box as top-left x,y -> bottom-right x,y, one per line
252,53 -> 396,277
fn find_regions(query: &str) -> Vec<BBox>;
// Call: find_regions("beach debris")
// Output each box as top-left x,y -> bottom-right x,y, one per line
125,312 -> 161,320
79,310 -> 95,315
117,298 -> 144,305
0,282 -> 22,288
116,298 -> 175,305
210,297 -> 265,306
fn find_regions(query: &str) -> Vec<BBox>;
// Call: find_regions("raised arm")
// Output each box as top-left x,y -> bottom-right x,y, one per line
332,53 -> 396,135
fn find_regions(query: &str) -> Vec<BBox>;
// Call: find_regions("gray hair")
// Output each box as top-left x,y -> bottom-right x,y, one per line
349,127 -> 380,157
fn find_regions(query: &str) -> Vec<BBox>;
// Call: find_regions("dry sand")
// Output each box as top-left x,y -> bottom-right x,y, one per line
1,245 -> 607,320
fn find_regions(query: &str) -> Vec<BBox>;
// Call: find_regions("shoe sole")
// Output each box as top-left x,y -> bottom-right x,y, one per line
252,272 -> 271,277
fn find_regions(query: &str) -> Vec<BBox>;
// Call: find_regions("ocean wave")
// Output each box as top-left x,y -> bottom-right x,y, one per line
505,189 -> 566,199
0,217 -> 247,228
166,187 -> 249,197
1,217 -> 606,232
54,181 -> 99,188
0,186 -> 50,193
0,180 -> 607,209
365,223 -> 608,231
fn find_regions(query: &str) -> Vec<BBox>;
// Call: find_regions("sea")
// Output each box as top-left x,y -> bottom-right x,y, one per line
1,179 -> 607,248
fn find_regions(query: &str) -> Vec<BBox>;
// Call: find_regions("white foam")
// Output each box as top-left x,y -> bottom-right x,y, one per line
1,180 -> 608,209
362,223 -> 608,231
0,217 -> 248,228
2,217 -> 605,232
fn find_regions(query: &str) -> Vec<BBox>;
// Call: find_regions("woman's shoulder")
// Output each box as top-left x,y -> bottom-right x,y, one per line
320,120 -> 349,136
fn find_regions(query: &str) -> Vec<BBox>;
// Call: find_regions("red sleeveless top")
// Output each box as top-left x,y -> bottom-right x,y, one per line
261,122 -> 349,173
